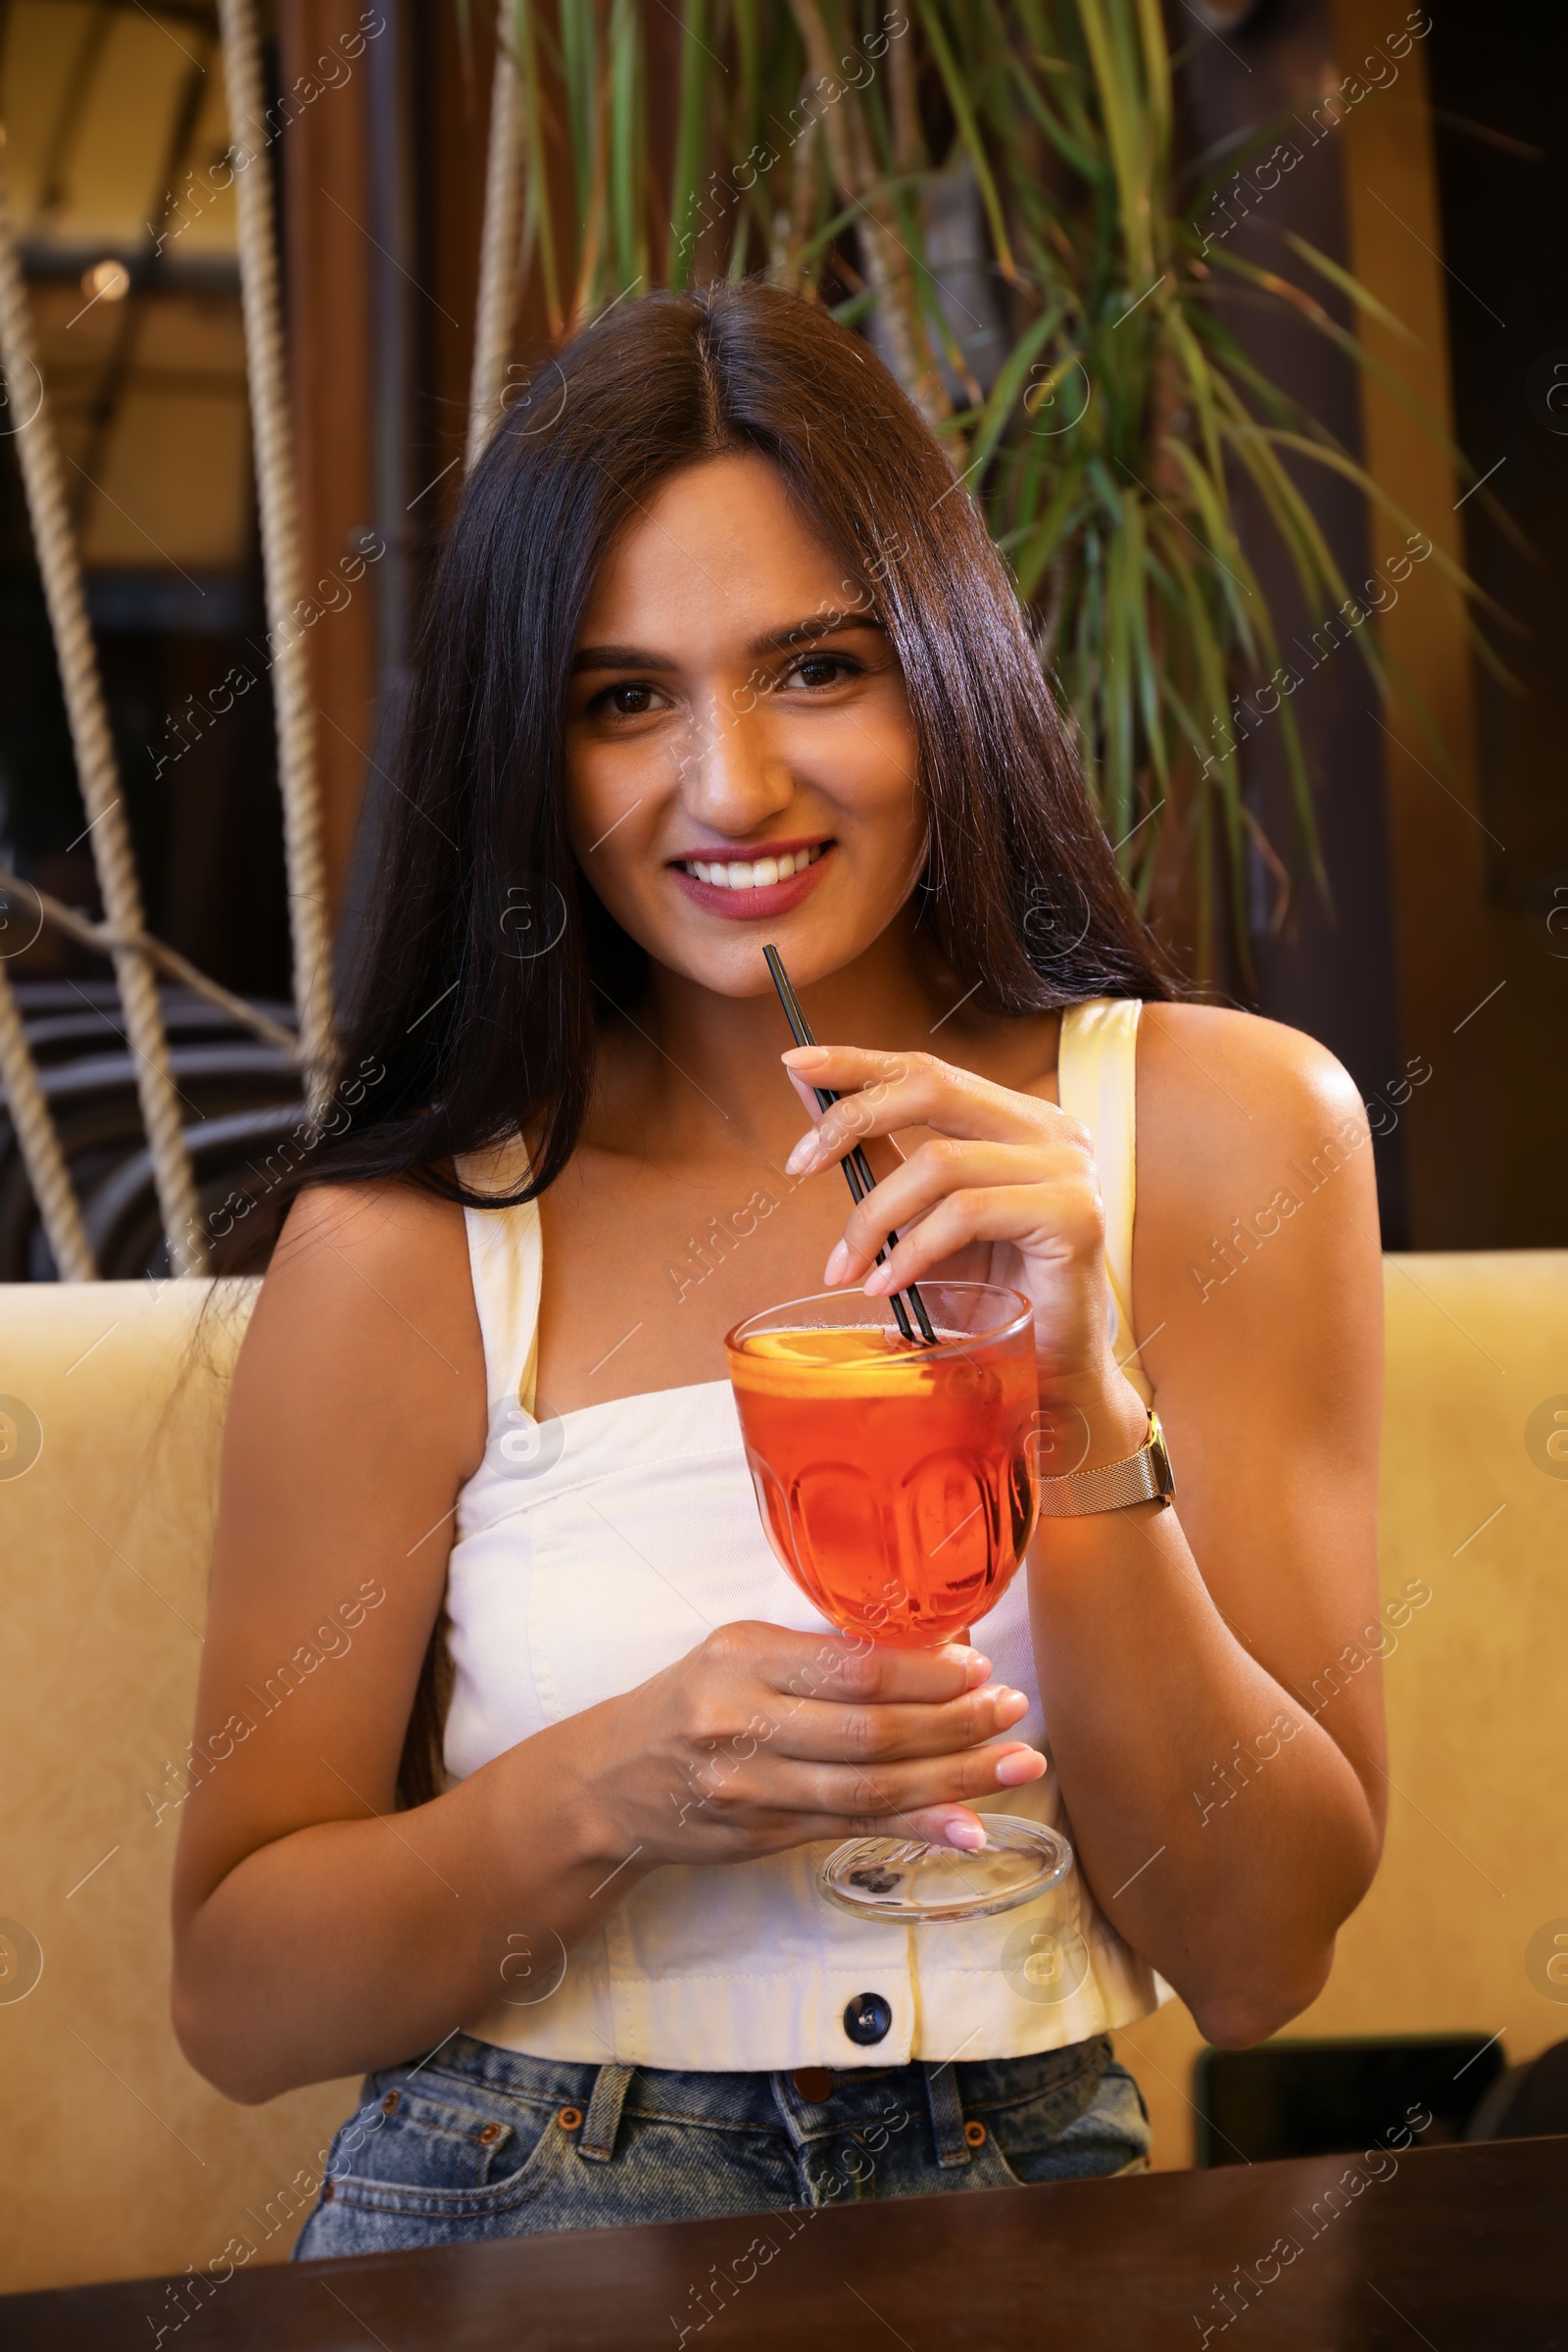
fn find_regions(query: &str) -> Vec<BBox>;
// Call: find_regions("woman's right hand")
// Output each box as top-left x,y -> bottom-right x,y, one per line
557,1622 -> 1048,1870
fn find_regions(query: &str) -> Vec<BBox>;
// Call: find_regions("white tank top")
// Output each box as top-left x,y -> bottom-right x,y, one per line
443,998 -> 1172,2070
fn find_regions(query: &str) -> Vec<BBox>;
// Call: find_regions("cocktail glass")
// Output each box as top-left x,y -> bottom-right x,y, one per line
725,1281 -> 1073,1923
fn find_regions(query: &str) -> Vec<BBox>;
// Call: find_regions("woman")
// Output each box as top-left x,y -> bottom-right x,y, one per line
171,282 -> 1386,2250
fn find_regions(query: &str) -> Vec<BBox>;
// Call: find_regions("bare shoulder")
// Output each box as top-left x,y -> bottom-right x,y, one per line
233,1174 -> 487,1478
1138,1001 -> 1368,1188
1132,1001 -> 1382,1396
262,1169 -> 474,1304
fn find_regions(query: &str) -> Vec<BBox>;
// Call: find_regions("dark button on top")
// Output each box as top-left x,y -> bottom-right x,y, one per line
792,2066 -> 834,2104
843,1992 -> 893,2046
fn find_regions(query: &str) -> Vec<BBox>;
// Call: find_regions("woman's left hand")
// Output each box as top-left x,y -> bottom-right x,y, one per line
781,1044 -> 1149,1448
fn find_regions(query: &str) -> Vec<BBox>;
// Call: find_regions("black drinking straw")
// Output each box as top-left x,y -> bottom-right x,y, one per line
763,944 -> 938,1347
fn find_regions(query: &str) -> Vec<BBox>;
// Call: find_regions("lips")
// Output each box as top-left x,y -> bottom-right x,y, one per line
668,840 -> 835,921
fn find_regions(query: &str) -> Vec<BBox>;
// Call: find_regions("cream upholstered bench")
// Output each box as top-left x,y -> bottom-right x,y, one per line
1,1279 -> 356,2297
2,1257 -> 1565,2289
1110,1251 -> 1568,2160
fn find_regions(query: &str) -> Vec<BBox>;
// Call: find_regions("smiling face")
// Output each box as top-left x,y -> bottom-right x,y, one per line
564,452 -> 927,998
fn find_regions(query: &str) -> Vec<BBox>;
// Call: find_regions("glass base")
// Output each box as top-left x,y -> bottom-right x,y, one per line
817,1816 -> 1074,1924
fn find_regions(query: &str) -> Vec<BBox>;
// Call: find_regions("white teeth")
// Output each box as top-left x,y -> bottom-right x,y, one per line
682,845 -> 823,890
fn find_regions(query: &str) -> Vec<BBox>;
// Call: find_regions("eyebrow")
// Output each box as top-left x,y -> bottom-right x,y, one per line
750,608 -> 885,656
570,608 -> 885,674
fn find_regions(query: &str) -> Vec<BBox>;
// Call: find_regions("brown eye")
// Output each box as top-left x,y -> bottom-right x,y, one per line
793,654 -> 856,689
594,682 -> 661,717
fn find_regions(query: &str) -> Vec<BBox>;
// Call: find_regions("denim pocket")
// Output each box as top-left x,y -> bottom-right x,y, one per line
981,2050 -> 1151,2186
323,2069 -> 569,2220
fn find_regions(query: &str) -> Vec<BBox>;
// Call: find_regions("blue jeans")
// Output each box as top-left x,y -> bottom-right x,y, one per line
291,2030 -> 1149,2260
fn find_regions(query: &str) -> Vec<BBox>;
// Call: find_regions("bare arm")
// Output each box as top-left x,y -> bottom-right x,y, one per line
170,1176 -> 569,2101
171,1181 -> 1046,2103
1031,1005 -> 1386,2044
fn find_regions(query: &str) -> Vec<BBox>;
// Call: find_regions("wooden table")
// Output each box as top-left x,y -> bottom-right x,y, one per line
6,2136 -> 1564,2348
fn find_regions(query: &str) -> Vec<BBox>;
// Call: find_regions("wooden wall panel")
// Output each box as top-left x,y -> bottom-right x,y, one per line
1329,1 -> 1499,1246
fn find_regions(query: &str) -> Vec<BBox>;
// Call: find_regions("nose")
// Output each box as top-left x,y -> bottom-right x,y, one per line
673,684 -> 793,840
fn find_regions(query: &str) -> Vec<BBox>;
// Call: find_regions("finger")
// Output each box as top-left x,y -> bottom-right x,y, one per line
787,1803 -> 992,1851
785,1066 -> 826,1120
782,1046 -> 1059,1161
781,1043 -> 913,1092
766,1682 -> 1033,1764
888,1805 -> 995,1850
756,1632 -> 991,1708
687,1784 -> 1008,1856
823,1139 -> 1060,1284
861,1184 -> 1098,1298
802,1740 -> 1048,1824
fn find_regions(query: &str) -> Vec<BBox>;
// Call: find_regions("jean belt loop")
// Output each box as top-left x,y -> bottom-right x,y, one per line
577,2062 -> 636,2164
921,2060 -> 973,2170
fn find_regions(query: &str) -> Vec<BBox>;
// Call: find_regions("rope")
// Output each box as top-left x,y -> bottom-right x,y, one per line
217,0 -> 336,1107
0,130 -> 208,1276
0,865 -> 302,1059
0,959 -> 96,1281
466,0 -> 525,473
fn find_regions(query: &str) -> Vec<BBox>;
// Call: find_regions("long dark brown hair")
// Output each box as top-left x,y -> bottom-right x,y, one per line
306,277 -> 1173,1221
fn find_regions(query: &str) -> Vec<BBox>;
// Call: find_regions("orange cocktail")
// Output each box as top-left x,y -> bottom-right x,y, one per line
725,1283 -> 1072,1923
725,1284 -> 1040,1648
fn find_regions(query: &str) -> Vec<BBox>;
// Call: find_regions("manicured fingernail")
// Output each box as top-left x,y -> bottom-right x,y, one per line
782,1046 -> 829,1068
962,1651 -> 993,1688
945,1818 -> 987,1851
823,1241 -> 851,1284
995,1746 -> 1046,1788
785,1131 -> 820,1175
862,1264 -> 895,1297
993,1687 -> 1028,1721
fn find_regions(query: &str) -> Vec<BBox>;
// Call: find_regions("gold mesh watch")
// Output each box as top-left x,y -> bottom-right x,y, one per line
1035,1408 -> 1176,1518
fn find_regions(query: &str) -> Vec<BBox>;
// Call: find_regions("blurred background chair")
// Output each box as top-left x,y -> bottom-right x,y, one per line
0,980 -> 301,1278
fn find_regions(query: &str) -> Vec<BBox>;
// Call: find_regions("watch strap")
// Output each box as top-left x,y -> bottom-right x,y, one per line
1035,1409 -> 1175,1518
